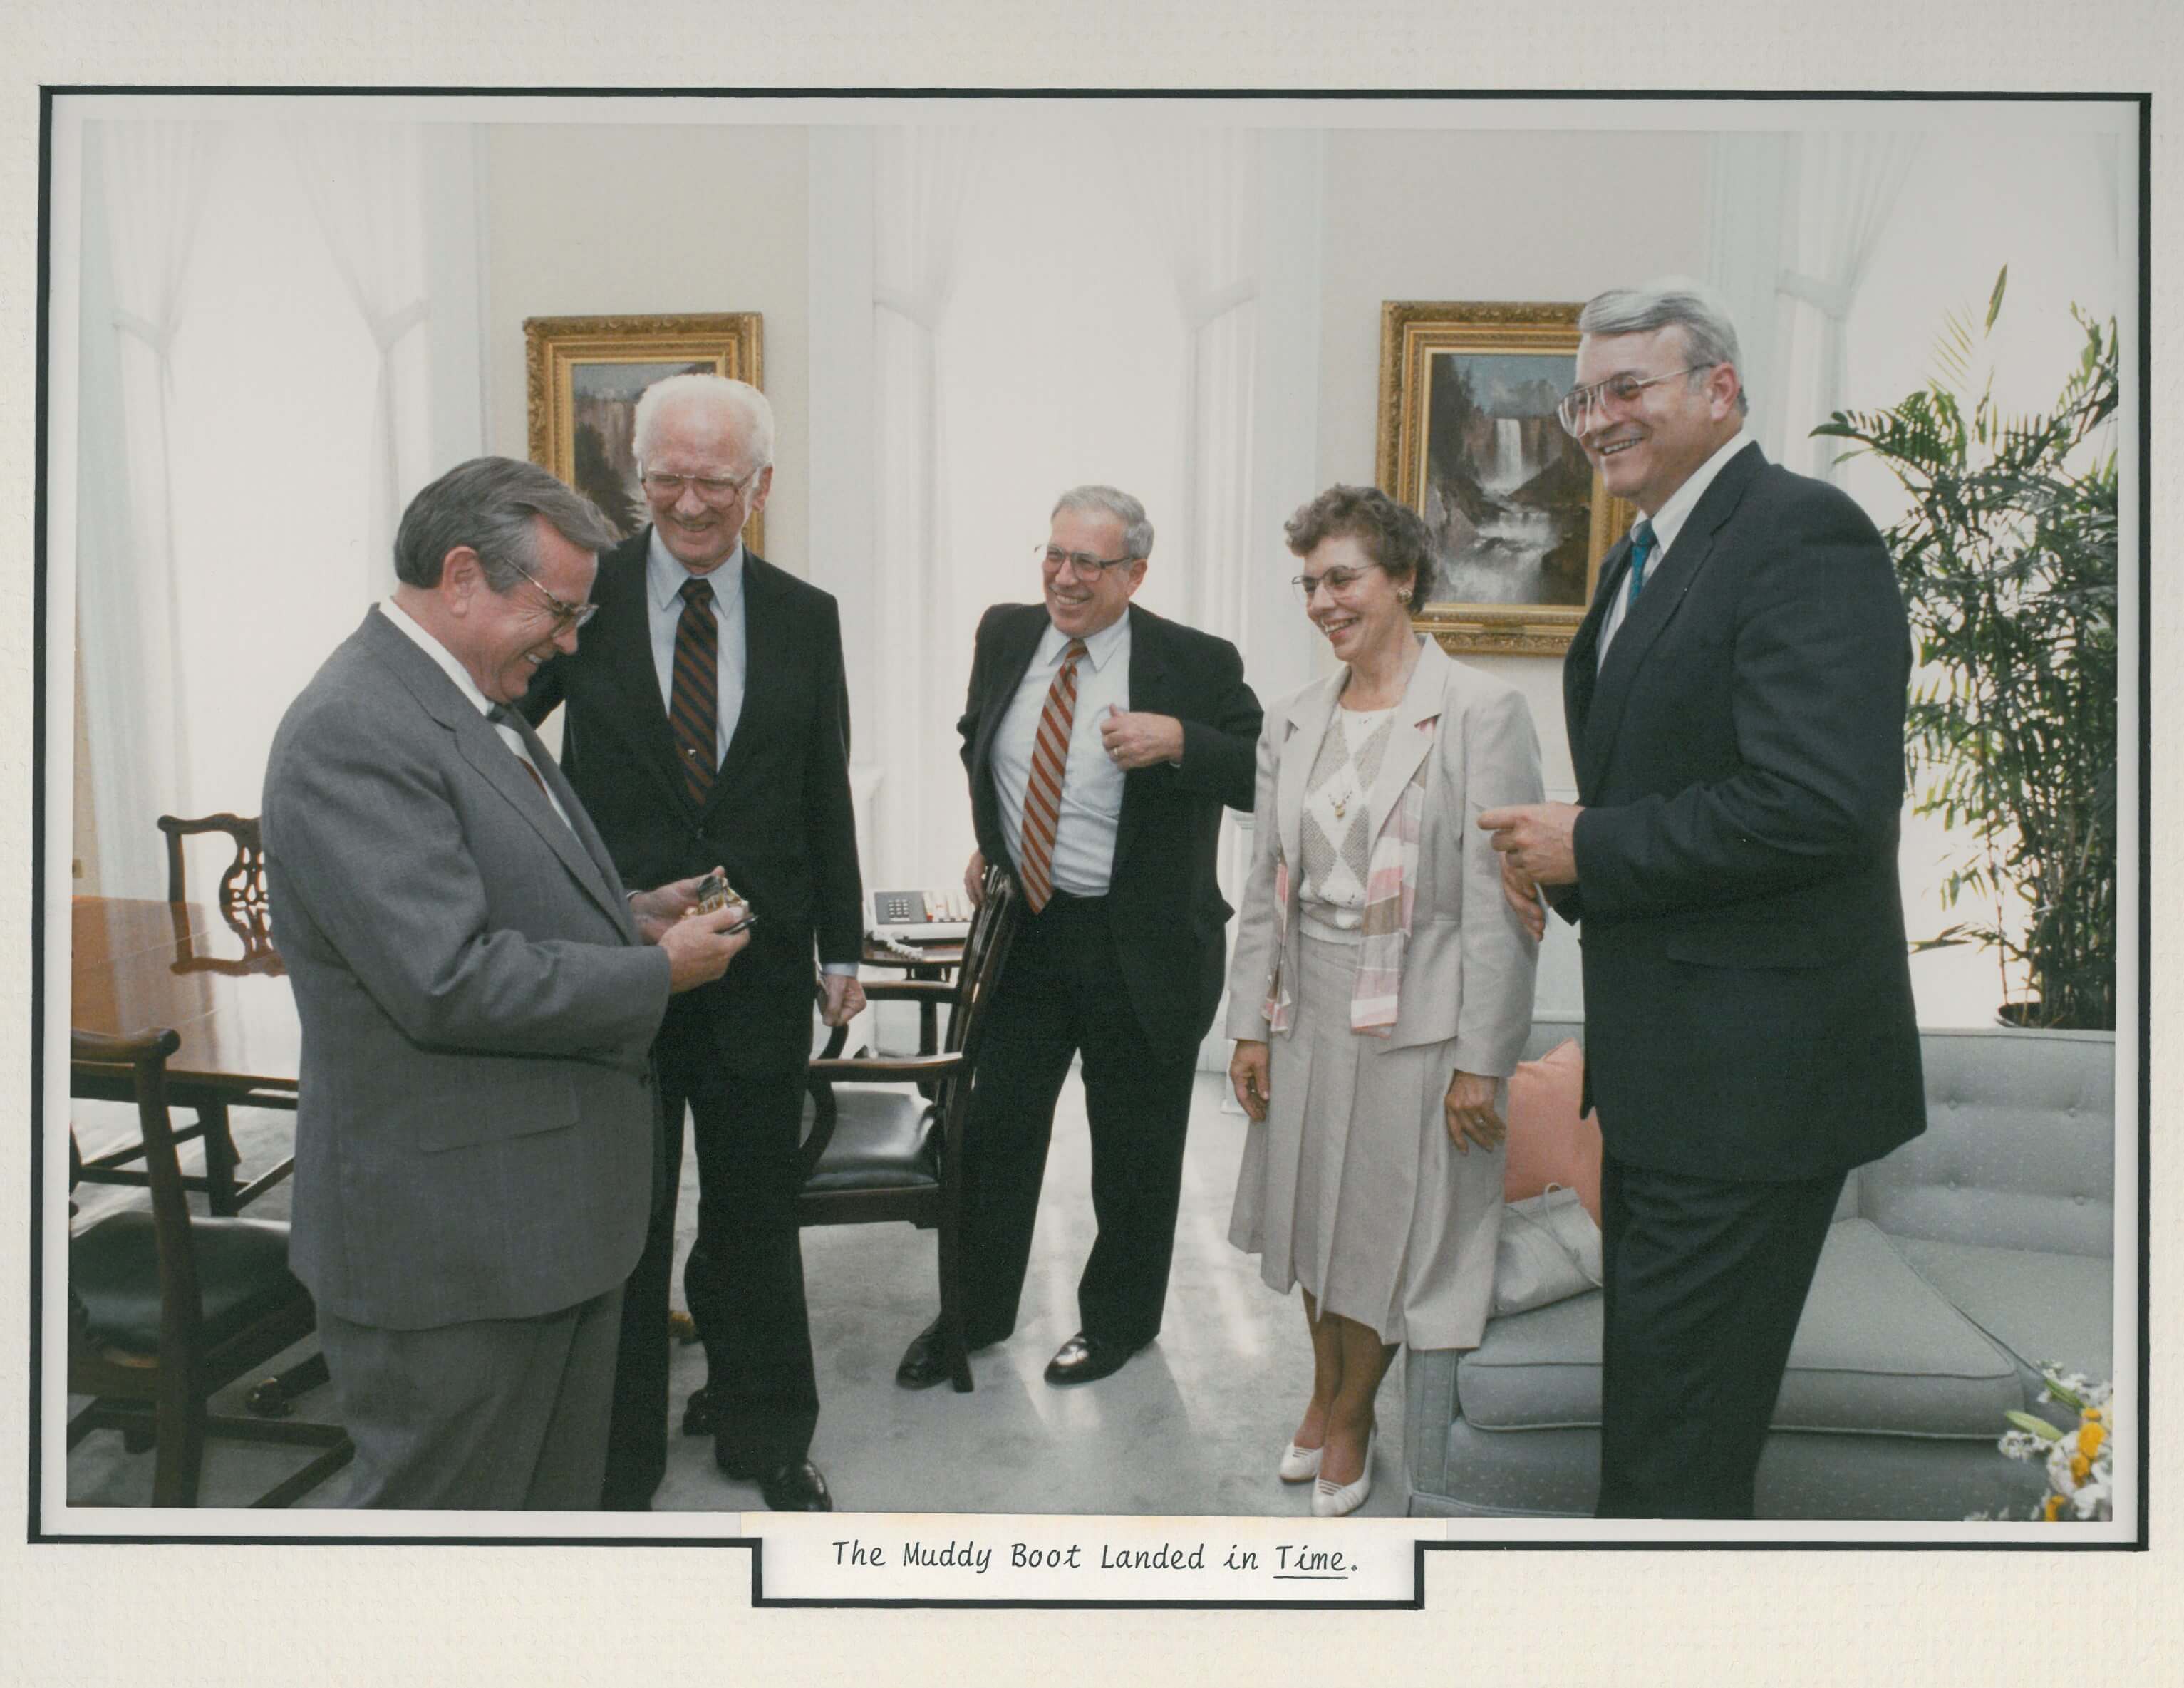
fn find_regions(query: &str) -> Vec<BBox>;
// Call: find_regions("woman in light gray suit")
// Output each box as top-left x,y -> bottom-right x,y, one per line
1227,485 -> 1542,1516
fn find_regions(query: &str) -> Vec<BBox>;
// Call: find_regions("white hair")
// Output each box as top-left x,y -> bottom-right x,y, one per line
1578,276 -> 1751,416
632,373 -> 775,470
1051,485 -> 1154,561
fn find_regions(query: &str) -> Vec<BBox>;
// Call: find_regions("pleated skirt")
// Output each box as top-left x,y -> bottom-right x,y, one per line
1228,929 -> 1506,1349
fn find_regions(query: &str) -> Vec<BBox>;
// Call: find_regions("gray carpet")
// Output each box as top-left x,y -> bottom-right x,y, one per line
63,1070 -> 1410,1518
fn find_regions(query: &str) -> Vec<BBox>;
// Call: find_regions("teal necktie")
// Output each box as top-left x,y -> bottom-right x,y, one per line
1625,519 -> 1658,612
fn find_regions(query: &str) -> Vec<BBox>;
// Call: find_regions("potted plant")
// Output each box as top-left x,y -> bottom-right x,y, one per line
1813,270 -> 2118,1030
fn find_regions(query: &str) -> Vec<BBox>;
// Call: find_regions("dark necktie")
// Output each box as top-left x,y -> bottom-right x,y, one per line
671,576 -> 718,809
1625,518 -> 1660,611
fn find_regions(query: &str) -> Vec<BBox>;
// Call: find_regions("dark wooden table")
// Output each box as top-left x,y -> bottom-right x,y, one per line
71,897 -> 300,1211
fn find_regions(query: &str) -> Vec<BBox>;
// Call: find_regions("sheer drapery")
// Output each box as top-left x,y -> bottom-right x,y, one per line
1773,132 -> 1924,480
76,120 -> 229,898
1705,133 -> 1794,460
284,119 -> 434,590
869,127 -> 983,886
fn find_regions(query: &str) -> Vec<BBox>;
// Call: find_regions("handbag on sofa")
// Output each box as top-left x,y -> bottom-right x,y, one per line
1492,1184 -> 1603,1317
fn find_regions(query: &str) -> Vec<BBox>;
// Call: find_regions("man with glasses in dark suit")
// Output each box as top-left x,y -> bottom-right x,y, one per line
1481,281 -> 1925,1519
522,375 -> 863,1513
894,485 -> 1263,1395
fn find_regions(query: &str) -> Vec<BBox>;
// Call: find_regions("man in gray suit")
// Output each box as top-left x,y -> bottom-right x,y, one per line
262,457 -> 753,1508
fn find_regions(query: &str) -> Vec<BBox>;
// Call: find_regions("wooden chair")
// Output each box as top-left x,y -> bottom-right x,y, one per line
797,867 -> 1020,1393
67,1027 -> 351,1508
75,814 -> 290,1214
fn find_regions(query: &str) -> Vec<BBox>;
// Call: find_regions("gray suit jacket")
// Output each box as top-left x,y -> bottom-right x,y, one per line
1226,636 -> 1543,1073
262,607 -> 672,1330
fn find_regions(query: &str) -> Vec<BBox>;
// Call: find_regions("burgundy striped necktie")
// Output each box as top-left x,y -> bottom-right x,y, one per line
1017,638 -> 1087,913
670,576 -> 718,809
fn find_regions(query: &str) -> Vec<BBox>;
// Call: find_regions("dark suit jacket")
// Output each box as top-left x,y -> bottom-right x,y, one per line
961,601 -> 1262,1066
521,530 -> 862,1070
1558,442 -> 1925,1181
263,608 -> 668,1328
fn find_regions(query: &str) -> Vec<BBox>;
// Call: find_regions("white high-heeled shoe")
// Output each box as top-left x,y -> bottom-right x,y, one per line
1278,1440 -> 1323,1483
1311,1430 -> 1375,1517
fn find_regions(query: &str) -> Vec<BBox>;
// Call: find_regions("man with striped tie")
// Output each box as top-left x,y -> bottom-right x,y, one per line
894,485 -> 1263,1392
521,375 -> 862,1512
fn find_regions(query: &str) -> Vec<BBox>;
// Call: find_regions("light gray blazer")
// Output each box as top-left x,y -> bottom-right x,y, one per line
262,608 -> 672,1330
1225,636 -> 1543,1075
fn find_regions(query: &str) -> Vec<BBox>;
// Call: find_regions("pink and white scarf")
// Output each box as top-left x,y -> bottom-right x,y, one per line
1261,717 -> 1434,1038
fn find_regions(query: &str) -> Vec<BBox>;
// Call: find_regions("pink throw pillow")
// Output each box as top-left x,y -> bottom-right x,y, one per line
1502,1039 -> 1602,1224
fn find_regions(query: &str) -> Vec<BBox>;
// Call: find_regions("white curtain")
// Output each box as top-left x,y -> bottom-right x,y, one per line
285,119 -> 433,591
1773,132 -> 1924,479
1705,133 -> 1795,460
1106,125 -> 1267,978
76,119 -> 229,897
1106,125 -> 1261,657
870,127 -> 983,887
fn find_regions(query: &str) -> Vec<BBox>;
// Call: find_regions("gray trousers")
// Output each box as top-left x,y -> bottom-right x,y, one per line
316,1287 -> 623,1509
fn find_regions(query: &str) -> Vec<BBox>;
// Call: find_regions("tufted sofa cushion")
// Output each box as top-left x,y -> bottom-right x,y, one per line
1857,1027 -> 2114,1256
1459,1219 -> 2023,1437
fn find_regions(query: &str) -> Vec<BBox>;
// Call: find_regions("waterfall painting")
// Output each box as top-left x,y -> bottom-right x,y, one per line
1377,301 -> 1632,656
524,312 -> 766,553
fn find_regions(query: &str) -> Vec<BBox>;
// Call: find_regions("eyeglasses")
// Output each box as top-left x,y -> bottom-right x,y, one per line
1291,561 -> 1384,601
1036,544 -> 1139,580
1554,363 -> 1717,437
639,465 -> 764,504
507,558 -> 598,631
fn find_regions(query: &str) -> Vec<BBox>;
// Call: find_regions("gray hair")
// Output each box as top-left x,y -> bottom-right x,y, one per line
1577,277 -> 1751,416
632,373 -> 775,472
1051,485 -> 1154,561
393,456 -> 620,591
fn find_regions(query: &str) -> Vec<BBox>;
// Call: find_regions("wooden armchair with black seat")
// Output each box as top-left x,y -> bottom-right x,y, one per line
67,1027 -> 351,1508
73,813 -> 291,1220
797,866 -> 1020,1393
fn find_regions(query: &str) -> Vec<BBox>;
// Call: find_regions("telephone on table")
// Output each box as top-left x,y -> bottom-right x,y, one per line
867,886 -> 974,945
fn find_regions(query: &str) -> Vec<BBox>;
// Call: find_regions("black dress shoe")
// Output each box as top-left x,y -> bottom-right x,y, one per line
757,1458 -> 833,1511
1043,1330 -> 1143,1387
894,1317 -> 993,1390
680,1385 -> 715,1437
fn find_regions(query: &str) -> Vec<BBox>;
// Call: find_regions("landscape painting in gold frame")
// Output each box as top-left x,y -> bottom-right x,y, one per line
524,312 -> 765,554
1377,301 -> 1635,657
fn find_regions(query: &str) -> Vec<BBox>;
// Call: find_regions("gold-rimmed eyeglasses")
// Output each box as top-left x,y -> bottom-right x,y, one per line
1554,363 -> 1718,437
1036,543 -> 1139,579
639,465 -> 764,504
507,558 -> 599,631
1290,561 -> 1385,602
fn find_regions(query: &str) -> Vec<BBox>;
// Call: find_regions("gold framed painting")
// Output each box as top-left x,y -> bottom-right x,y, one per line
1377,301 -> 1635,656
524,312 -> 765,553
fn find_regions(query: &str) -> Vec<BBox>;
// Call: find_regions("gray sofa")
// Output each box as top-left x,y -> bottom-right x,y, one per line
1404,1016 -> 2118,1520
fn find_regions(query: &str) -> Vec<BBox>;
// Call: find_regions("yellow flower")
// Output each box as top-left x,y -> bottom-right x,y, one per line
2042,1493 -> 2066,1522
2080,1421 -> 2106,1460
2071,1452 -> 2091,1484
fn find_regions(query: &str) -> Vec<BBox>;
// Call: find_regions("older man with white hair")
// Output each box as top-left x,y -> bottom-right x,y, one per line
521,374 -> 863,1512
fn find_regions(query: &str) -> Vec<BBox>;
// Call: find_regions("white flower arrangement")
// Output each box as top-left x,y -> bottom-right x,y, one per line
1982,1365 -> 2115,1523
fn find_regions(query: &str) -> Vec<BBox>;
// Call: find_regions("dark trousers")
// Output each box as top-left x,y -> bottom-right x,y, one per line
957,892 -> 1200,1350
599,1044 -> 817,1507
1595,1149 -> 1846,1519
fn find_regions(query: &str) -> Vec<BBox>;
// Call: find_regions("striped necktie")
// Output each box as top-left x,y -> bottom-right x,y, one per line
670,576 -> 718,809
1017,638 -> 1087,914
486,703 -> 549,797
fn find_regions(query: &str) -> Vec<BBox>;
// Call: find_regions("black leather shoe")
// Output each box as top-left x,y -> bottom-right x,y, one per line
895,1318 -> 993,1390
757,1458 -> 833,1512
1043,1330 -> 1144,1387
680,1385 -> 715,1437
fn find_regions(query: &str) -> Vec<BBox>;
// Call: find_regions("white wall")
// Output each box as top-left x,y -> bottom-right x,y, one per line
482,123 -> 813,577
1313,128 -> 1714,800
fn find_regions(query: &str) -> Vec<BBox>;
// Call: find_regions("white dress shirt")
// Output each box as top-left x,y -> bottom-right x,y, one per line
381,596 -> 574,832
991,613 -> 1132,897
1598,428 -> 1751,666
646,527 -> 746,763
